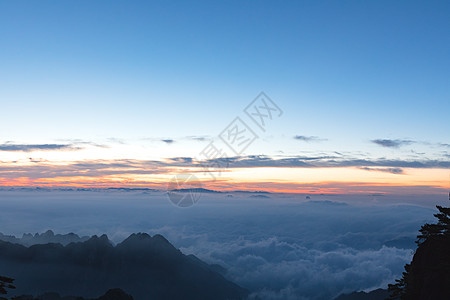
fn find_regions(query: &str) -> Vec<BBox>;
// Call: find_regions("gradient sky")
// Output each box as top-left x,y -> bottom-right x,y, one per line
0,1 -> 449,196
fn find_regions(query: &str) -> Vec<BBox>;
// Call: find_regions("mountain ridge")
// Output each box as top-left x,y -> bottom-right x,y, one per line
0,232 -> 248,300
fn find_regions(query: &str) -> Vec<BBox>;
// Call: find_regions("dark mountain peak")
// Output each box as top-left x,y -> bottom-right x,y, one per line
1,231 -> 248,300
131,232 -> 151,240
119,233 -> 151,245
90,234 -> 110,243
81,234 -> 113,249
42,230 -> 55,237
152,234 -> 170,244
117,233 -> 179,255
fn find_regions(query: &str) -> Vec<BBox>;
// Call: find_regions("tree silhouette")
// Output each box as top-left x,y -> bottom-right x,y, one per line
417,204 -> 450,244
0,275 -> 16,299
387,264 -> 410,299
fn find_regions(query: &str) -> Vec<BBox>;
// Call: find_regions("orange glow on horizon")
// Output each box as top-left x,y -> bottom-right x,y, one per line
0,160 -> 448,195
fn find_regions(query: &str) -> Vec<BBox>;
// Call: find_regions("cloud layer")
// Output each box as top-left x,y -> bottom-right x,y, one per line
0,191 -> 438,299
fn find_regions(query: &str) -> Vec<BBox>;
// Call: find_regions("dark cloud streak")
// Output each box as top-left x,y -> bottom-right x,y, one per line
161,139 -> 174,144
206,155 -> 450,169
371,139 -> 414,148
359,167 -> 404,174
0,144 -> 79,152
294,135 -> 326,142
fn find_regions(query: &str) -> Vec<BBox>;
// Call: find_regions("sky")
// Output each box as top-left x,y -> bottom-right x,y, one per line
0,1 -> 449,198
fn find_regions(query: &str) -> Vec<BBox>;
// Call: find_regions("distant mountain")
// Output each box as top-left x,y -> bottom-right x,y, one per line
0,233 -> 248,300
169,187 -> 223,193
249,194 -> 270,198
233,190 -> 271,194
0,230 -> 89,246
334,288 -> 389,300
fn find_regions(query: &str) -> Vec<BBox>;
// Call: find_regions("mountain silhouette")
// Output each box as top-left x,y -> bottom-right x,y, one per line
388,194 -> 450,299
0,232 -> 248,300
0,230 -> 89,246
388,234 -> 450,299
333,288 -> 389,300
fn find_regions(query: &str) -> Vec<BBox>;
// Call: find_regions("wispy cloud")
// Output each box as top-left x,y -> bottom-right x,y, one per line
169,157 -> 193,163
143,136 -> 211,144
0,159 -> 166,179
0,143 -> 79,152
107,138 -> 126,145
204,155 -> 450,169
188,136 -> 211,142
294,135 -> 326,142
359,167 -> 404,174
73,141 -> 109,148
57,139 -> 109,147
371,139 -> 414,148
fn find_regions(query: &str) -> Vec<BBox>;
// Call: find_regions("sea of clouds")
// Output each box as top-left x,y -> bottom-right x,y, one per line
0,190 -> 443,299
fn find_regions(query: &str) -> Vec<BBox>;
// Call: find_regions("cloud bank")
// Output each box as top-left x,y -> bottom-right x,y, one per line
0,190 -> 439,299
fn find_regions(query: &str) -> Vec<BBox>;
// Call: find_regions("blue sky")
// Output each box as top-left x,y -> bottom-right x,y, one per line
1,0 -> 449,138
0,1 -> 449,193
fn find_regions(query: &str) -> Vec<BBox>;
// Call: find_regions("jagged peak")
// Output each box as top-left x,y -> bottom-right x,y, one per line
119,232 -> 152,245
117,233 -> 178,253
43,230 -> 55,236
152,234 -> 170,244
131,232 -> 152,239
84,234 -> 112,246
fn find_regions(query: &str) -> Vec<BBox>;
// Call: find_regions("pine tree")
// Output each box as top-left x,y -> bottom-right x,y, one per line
417,203 -> 450,243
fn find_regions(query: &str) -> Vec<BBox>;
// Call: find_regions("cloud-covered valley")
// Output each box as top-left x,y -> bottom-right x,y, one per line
0,190 -> 442,299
